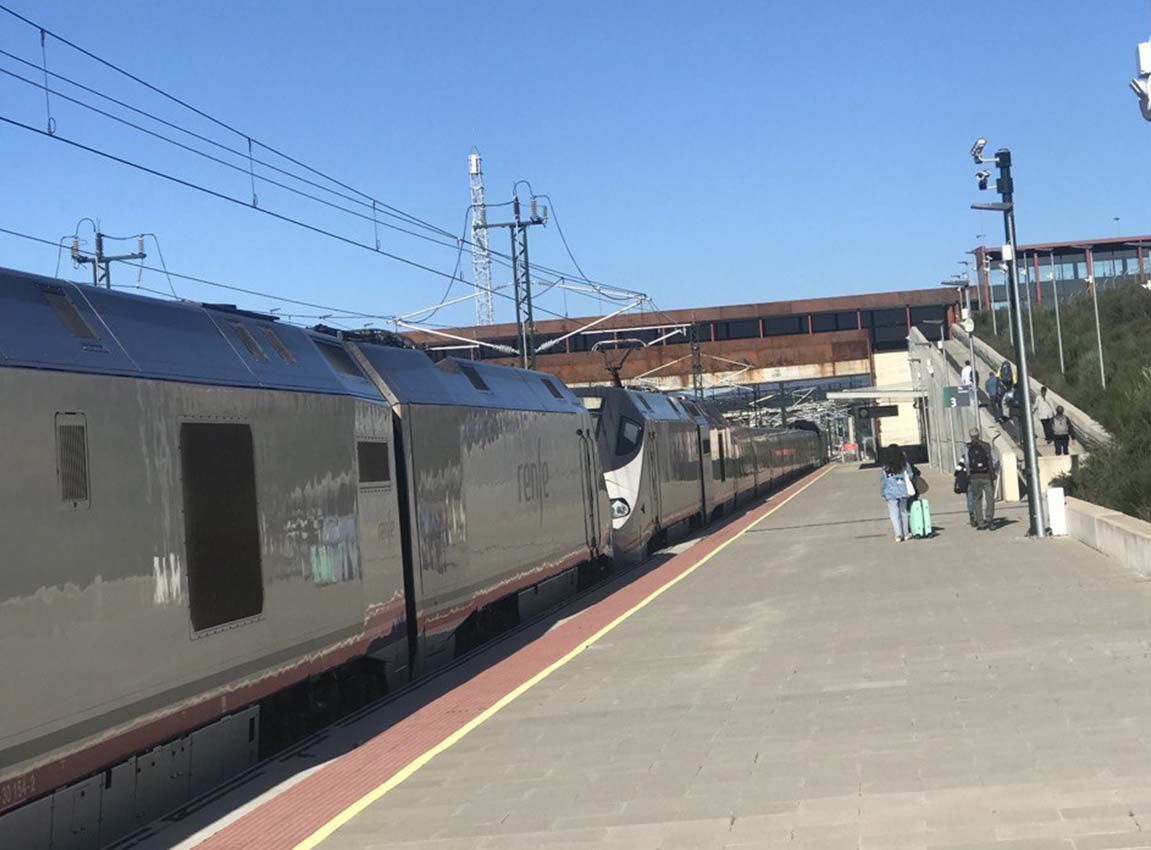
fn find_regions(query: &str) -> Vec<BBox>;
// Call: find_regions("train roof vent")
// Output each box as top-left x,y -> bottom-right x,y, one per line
458,363 -> 490,391
42,286 -> 98,340
230,322 -> 268,361
260,327 -> 297,364
540,377 -> 564,399
636,394 -> 653,411
203,304 -> 279,321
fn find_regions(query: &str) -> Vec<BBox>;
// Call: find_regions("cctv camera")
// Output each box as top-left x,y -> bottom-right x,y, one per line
970,137 -> 987,163
975,170 -> 991,190
1132,76 -> 1151,121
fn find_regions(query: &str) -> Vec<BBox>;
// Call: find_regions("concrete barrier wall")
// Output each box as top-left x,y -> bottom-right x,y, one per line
1066,496 -> 1151,577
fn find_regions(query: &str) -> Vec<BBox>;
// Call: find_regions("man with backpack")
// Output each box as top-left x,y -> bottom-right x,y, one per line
965,428 -> 1000,530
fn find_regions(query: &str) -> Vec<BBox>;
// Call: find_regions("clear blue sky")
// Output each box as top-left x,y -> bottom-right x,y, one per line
2,0 -> 1149,327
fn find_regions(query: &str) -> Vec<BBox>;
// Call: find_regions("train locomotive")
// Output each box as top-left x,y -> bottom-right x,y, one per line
576,388 -> 825,562
0,266 -> 822,849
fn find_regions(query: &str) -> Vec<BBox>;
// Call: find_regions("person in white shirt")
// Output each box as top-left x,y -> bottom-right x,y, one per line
1032,385 -> 1056,443
960,360 -> 974,388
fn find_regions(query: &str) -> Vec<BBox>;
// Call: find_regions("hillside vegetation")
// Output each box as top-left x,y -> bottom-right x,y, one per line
975,283 -> 1151,521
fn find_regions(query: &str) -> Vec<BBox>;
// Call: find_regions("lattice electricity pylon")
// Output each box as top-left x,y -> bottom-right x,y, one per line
468,148 -> 495,325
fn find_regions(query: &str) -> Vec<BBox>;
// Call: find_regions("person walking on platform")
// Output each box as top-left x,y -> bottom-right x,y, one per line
985,373 -> 1001,422
960,360 -> 974,388
965,428 -> 999,530
1033,386 -> 1056,444
879,445 -> 913,542
1052,406 -> 1072,456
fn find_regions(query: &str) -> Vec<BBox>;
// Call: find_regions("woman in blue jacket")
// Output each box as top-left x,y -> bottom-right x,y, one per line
880,444 -> 913,542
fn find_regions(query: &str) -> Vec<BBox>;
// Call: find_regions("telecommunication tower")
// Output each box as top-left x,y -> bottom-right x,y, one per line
468,148 -> 495,325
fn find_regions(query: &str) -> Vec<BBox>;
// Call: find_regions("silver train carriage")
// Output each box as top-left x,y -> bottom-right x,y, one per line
575,387 -> 824,563
0,267 -> 610,849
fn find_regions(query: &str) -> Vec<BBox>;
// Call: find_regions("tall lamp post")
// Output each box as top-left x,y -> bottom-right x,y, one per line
969,138 -> 1046,538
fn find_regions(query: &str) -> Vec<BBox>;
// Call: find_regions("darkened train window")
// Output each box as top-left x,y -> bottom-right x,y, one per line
718,434 -> 727,481
316,341 -> 364,377
541,377 -> 564,399
357,441 -> 391,484
261,328 -> 298,364
230,323 -> 268,361
180,423 -> 263,631
616,416 -> 643,456
459,363 -> 490,391
43,286 -> 97,340
702,438 -> 711,454
56,413 -> 90,508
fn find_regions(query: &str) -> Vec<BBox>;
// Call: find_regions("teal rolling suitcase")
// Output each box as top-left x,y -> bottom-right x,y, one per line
909,499 -> 932,538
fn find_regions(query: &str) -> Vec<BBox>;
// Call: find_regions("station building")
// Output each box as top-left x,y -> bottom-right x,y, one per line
974,233 -> 1151,307
402,287 -> 961,450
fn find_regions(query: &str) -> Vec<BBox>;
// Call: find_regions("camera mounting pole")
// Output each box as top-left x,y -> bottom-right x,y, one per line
970,145 -> 1045,538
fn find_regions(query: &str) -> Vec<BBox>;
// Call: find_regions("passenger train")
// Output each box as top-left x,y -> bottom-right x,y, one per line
0,266 -> 824,848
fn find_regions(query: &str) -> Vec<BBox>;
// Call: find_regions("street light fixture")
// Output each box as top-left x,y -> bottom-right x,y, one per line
967,137 -> 1046,538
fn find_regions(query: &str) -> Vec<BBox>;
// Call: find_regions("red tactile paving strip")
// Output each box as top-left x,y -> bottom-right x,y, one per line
198,467 -> 830,850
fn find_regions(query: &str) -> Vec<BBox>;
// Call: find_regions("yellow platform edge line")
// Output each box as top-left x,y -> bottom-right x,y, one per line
291,464 -> 834,850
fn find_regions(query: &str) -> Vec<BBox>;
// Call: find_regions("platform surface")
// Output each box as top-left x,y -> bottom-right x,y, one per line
180,465 -> 1151,850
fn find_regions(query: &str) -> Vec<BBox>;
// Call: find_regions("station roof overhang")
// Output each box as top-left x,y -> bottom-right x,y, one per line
826,386 -> 926,401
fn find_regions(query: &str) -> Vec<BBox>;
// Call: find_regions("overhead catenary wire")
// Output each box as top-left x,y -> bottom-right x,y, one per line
0,49 -> 646,302
0,5 -> 654,333
0,62 -> 647,314
0,220 -> 576,327
0,2 -> 452,239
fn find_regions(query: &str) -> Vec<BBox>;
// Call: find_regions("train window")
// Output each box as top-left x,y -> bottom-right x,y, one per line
702,438 -> 711,454
180,423 -> 264,631
261,328 -> 298,364
357,441 -> 391,484
43,286 -> 98,340
459,364 -> 490,391
55,413 -> 90,509
616,416 -> 643,456
541,377 -> 564,399
316,341 -> 365,377
230,323 -> 268,361
718,434 -> 727,481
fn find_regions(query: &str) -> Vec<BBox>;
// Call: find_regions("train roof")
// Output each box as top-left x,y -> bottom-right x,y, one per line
0,267 -> 384,399
0,267 -> 585,413
354,345 -> 584,413
573,386 -> 695,422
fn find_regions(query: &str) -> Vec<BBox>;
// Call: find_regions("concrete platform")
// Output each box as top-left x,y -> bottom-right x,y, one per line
169,466 -> 1151,850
